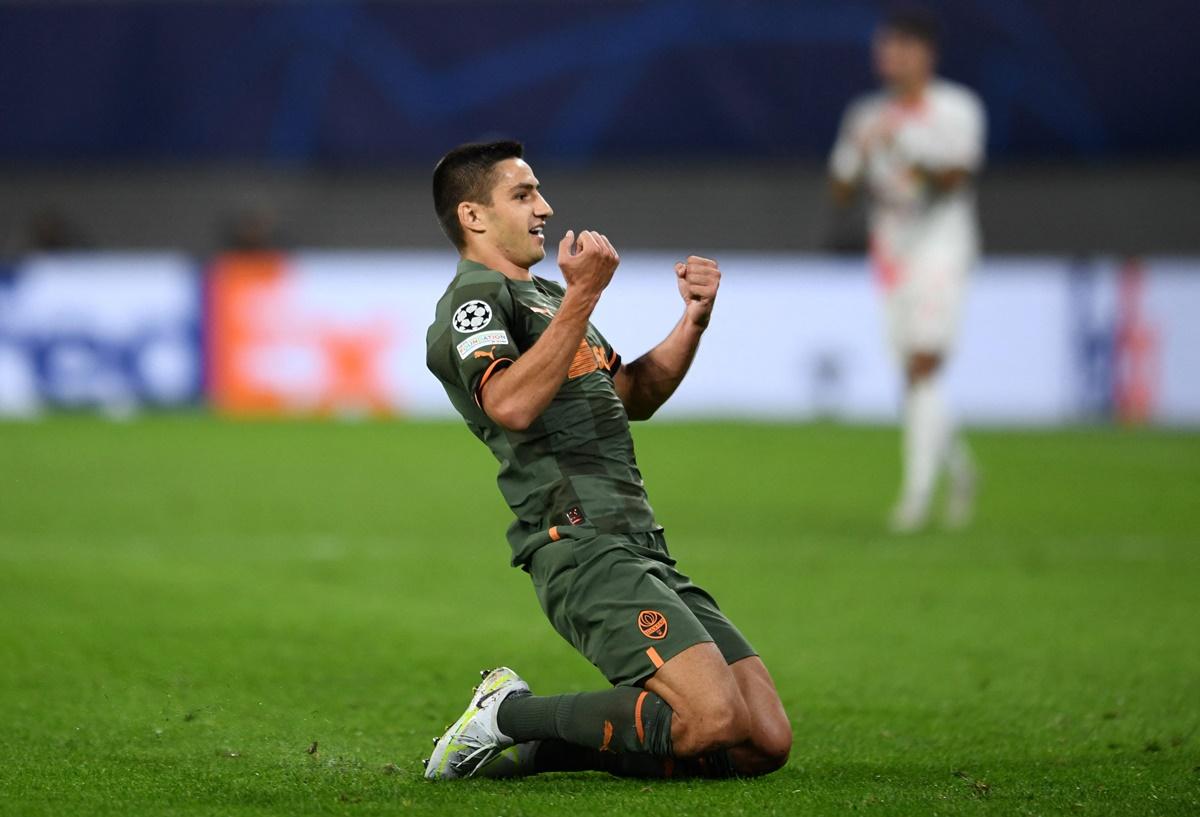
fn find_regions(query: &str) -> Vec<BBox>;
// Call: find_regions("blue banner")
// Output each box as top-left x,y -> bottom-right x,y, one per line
1,0 -> 1196,164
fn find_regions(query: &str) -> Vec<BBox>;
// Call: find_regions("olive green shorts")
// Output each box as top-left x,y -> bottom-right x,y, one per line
527,527 -> 757,687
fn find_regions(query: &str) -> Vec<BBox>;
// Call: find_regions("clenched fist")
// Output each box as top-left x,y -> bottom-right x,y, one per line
558,229 -> 619,299
676,255 -> 721,329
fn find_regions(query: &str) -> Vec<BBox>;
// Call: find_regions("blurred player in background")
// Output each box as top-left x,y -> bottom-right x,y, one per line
829,7 -> 985,532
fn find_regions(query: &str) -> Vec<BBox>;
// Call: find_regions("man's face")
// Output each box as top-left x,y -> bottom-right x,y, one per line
476,158 -> 554,269
873,28 -> 935,89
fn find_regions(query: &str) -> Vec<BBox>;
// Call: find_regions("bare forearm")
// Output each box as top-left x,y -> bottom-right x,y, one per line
616,314 -> 705,421
481,289 -> 598,430
830,177 -> 858,207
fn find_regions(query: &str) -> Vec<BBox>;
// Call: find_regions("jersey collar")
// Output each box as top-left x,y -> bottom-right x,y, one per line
456,258 -> 495,277
456,257 -> 544,291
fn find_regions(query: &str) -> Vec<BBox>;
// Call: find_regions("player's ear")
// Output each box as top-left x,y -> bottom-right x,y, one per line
458,201 -> 487,237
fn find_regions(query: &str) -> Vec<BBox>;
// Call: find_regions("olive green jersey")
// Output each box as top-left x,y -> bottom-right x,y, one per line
426,259 -> 659,566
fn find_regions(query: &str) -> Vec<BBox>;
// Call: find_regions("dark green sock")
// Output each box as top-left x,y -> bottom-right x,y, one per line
497,688 -> 673,755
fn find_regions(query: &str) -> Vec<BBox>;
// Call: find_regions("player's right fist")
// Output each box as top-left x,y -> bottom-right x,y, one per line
558,229 -> 619,296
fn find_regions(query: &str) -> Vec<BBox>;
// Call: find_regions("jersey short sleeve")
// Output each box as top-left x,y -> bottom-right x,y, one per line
593,325 -> 622,375
926,85 -> 986,172
442,278 -> 522,407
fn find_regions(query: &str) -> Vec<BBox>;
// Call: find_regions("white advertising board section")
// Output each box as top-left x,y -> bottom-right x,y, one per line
0,254 -> 201,416
589,255 -> 1076,423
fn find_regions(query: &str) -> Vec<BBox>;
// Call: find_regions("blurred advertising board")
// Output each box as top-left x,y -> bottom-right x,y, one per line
0,254 -> 201,417
610,255 -> 1200,426
3,251 -> 1197,424
203,251 -> 1200,426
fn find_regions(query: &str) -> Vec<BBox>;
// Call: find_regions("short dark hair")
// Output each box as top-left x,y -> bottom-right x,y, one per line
432,140 -> 525,250
881,5 -> 941,49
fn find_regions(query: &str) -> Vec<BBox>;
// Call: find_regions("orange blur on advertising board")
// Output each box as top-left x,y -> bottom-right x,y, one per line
206,254 -> 403,417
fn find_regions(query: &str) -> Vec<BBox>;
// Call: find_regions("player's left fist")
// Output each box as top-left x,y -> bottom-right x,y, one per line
675,255 -> 720,330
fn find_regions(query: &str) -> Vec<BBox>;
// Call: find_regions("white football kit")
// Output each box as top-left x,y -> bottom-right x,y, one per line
830,78 -> 986,355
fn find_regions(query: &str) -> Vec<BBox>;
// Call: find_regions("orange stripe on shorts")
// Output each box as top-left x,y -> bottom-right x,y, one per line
634,690 -> 648,745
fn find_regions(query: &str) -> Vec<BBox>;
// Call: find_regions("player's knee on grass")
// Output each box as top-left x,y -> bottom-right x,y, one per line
669,687 -> 752,757
726,656 -> 792,775
737,716 -> 792,776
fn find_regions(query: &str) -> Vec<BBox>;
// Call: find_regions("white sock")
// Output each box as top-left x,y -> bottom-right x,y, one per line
944,433 -> 975,483
900,374 -> 951,511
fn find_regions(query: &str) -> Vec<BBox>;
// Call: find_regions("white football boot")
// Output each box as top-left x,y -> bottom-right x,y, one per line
888,493 -> 931,534
423,667 -> 529,780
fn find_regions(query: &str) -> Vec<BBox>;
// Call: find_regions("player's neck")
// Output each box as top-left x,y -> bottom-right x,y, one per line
462,248 -> 533,282
889,76 -> 930,107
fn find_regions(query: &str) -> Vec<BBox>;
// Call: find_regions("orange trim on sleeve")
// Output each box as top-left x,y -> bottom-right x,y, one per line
646,646 -> 664,669
607,348 -> 619,368
548,526 -> 561,542
473,357 -> 515,408
634,690 -> 648,745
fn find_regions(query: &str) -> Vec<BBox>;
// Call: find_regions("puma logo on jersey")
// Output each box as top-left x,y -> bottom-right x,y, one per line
473,346 -> 497,361
530,306 -> 555,317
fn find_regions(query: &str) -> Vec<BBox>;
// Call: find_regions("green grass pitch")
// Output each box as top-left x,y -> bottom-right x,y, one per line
2,418 -> 1198,816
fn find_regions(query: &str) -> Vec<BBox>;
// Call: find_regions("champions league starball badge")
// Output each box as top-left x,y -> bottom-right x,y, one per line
452,300 -> 493,333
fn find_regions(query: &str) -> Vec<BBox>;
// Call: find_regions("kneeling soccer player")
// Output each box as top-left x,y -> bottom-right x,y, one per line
423,141 -> 792,780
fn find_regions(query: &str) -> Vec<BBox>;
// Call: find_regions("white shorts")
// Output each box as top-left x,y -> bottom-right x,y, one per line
882,254 -> 971,358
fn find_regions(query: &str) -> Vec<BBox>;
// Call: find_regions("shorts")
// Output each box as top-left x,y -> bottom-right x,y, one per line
527,527 -> 756,687
883,237 -> 974,355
